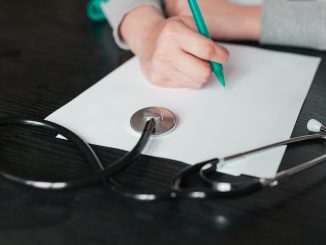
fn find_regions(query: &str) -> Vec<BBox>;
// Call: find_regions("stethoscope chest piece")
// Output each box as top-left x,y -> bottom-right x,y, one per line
130,107 -> 176,135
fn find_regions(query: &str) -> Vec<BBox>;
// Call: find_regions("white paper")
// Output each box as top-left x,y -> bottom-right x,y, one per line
46,44 -> 321,178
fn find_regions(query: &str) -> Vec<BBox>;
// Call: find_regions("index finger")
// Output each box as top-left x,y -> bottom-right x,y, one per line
177,16 -> 229,63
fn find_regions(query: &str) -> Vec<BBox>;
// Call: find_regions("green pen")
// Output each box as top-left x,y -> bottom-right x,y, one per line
187,0 -> 226,87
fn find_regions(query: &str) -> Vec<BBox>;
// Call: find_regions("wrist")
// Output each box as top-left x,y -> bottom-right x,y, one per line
120,6 -> 165,55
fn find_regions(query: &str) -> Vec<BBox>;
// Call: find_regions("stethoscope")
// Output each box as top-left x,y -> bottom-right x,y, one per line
0,107 -> 325,201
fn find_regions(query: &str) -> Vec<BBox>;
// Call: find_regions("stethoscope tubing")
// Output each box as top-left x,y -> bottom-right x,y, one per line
0,117 -> 155,190
0,117 -> 325,201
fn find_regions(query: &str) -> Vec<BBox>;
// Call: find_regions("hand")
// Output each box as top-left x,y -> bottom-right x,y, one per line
165,0 -> 261,41
120,6 -> 229,88
136,16 -> 230,88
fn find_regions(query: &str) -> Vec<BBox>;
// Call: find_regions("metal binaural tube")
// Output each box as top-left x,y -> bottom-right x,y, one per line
223,134 -> 325,162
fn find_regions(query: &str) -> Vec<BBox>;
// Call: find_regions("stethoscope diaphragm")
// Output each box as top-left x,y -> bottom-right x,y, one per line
130,107 -> 177,136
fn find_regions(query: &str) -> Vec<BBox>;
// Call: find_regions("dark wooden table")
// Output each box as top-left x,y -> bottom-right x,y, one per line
0,1 -> 325,244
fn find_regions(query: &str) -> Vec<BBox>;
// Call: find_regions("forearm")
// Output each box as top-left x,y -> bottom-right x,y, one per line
205,4 -> 261,41
165,0 -> 261,41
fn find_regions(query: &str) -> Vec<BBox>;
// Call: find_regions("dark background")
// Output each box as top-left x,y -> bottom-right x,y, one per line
0,0 -> 325,244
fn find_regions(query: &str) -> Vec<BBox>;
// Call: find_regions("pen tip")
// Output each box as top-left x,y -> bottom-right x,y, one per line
213,68 -> 226,88
219,74 -> 226,88
211,63 -> 226,88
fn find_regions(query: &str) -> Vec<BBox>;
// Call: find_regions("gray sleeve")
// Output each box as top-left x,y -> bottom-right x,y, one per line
261,0 -> 326,50
101,0 -> 163,50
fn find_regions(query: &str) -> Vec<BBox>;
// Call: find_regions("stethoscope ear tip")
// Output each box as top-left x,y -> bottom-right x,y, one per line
307,119 -> 324,133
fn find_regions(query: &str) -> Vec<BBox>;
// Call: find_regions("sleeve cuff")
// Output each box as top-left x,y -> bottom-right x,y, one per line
101,0 -> 163,50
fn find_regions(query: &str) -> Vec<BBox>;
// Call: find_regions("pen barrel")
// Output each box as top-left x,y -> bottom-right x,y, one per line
188,0 -> 211,38
210,61 -> 223,72
188,0 -> 226,87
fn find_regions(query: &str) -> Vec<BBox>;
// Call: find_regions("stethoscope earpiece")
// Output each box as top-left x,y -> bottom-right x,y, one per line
307,119 -> 326,133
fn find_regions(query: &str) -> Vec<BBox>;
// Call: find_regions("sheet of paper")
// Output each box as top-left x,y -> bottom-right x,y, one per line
46,44 -> 321,178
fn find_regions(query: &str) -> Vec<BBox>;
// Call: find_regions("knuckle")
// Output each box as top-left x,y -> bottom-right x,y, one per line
153,49 -> 170,62
161,20 -> 180,37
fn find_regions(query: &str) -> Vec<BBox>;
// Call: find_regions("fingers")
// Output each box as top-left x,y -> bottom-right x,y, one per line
173,50 -> 212,85
182,39 -> 229,64
147,59 -> 205,89
158,17 -> 229,63
176,18 -> 229,63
